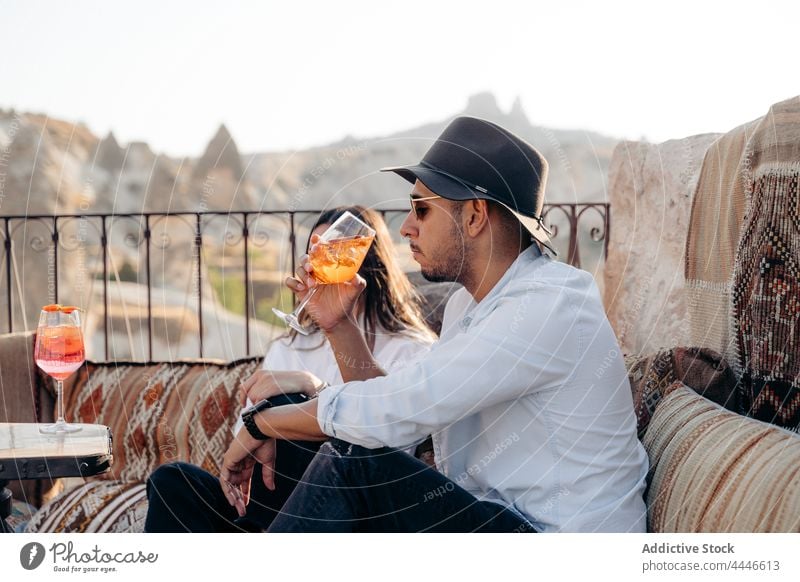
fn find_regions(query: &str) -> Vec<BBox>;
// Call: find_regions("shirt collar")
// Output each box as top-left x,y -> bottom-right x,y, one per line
465,244 -> 547,314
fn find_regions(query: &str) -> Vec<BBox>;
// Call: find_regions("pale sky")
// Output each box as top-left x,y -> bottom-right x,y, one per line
1,0 -> 798,156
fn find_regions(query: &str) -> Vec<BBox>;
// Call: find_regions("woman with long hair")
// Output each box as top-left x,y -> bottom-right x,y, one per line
145,206 -> 435,532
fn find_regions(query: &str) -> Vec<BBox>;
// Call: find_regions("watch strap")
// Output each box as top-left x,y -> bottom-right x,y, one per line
242,399 -> 273,440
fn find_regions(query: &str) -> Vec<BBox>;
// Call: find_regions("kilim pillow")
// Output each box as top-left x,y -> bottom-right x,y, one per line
25,481 -> 147,533
643,382 -> 800,532
625,347 -> 739,438
732,163 -> 800,432
728,97 -> 800,431
61,358 -> 261,483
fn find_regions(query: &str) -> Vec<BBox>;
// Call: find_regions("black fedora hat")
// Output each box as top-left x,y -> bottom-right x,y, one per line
381,116 -> 554,254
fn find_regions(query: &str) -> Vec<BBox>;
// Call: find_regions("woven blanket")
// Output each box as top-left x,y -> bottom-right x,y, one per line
61,358 -> 261,482
732,97 -> 800,431
685,118 -> 760,368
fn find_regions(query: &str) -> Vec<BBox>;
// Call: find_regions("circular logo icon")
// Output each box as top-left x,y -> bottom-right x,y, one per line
20,542 -> 46,570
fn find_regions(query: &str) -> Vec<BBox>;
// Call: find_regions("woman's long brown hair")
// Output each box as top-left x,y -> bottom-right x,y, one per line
288,205 -> 435,345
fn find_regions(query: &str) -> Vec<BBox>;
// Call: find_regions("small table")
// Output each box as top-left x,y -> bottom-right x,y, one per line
0,423 -> 113,533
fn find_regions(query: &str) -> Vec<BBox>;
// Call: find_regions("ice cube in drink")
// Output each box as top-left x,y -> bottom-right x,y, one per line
310,234 -> 374,284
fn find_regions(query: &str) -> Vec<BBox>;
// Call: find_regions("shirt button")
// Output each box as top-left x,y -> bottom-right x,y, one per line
461,316 -> 472,329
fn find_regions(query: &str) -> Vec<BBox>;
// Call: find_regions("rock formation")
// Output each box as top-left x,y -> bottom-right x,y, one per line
95,131 -> 125,173
189,123 -> 253,210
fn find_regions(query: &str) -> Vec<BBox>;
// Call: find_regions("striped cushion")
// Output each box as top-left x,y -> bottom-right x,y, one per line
644,382 -> 800,532
62,358 -> 261,482
25,482 -> 147,533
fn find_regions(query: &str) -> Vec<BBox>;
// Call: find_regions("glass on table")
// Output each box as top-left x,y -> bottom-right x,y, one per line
34,305 -> 86,434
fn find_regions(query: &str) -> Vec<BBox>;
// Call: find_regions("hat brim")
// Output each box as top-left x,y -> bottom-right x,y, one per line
381,164 -> 556,255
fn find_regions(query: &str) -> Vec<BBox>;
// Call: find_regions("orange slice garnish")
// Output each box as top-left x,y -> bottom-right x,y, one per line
42,304 -> 81,313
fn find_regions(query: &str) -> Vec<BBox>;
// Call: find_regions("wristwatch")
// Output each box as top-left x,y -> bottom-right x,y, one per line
241,398 -> 274,440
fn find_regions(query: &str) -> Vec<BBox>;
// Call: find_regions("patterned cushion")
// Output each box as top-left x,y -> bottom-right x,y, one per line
25,482 -> 147,533
61,358 -> 261,482
732,164 -> 800,431
625,347 -> 739,437
643,382 -> 800,532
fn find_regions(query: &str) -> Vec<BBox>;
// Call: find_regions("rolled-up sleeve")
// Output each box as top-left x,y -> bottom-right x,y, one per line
316,284 -> 581,449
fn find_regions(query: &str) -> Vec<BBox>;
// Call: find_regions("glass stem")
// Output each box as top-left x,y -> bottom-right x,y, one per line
292,286 -> 319,318
56,380 -> 65,424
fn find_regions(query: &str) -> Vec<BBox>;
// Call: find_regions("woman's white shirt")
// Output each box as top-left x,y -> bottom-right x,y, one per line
261,326 -> 432,382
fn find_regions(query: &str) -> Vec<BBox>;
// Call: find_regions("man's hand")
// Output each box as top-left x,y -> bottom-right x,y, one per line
220,429 -> 277,517
285,234 -> 366,332
239,370 -> 324,407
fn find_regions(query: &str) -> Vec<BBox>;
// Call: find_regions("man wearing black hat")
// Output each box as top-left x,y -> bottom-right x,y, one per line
218,117 -> 648,532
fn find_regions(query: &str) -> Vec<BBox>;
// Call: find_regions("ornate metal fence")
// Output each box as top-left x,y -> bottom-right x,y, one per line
0,203 -> 609,361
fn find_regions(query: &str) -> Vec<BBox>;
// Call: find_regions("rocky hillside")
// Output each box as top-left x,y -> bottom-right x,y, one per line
0,92 -> 618,217
247,92 -> 618,212
0,94 -> 618,356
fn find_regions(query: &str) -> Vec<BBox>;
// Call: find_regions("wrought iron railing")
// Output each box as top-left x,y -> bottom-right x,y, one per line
0,203 -> 609,361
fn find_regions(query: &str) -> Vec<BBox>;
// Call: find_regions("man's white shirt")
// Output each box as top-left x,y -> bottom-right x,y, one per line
317,246 -> 649,532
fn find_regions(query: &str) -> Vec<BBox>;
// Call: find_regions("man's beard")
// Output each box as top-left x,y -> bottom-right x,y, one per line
420,225 -> 470,284
421,261 -> 464,283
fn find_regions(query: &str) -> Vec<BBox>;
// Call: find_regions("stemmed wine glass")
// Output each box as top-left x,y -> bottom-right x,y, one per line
34,305 -> 86,433
272,211 -> 376,335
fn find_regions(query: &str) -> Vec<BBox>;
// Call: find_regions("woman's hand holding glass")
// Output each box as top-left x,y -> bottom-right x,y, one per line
283,233 -> 367,332
273,211 -> 374,335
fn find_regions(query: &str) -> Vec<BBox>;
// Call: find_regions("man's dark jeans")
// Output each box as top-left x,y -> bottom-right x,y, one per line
267,438 -> 535,532
146,437 -> 535,533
